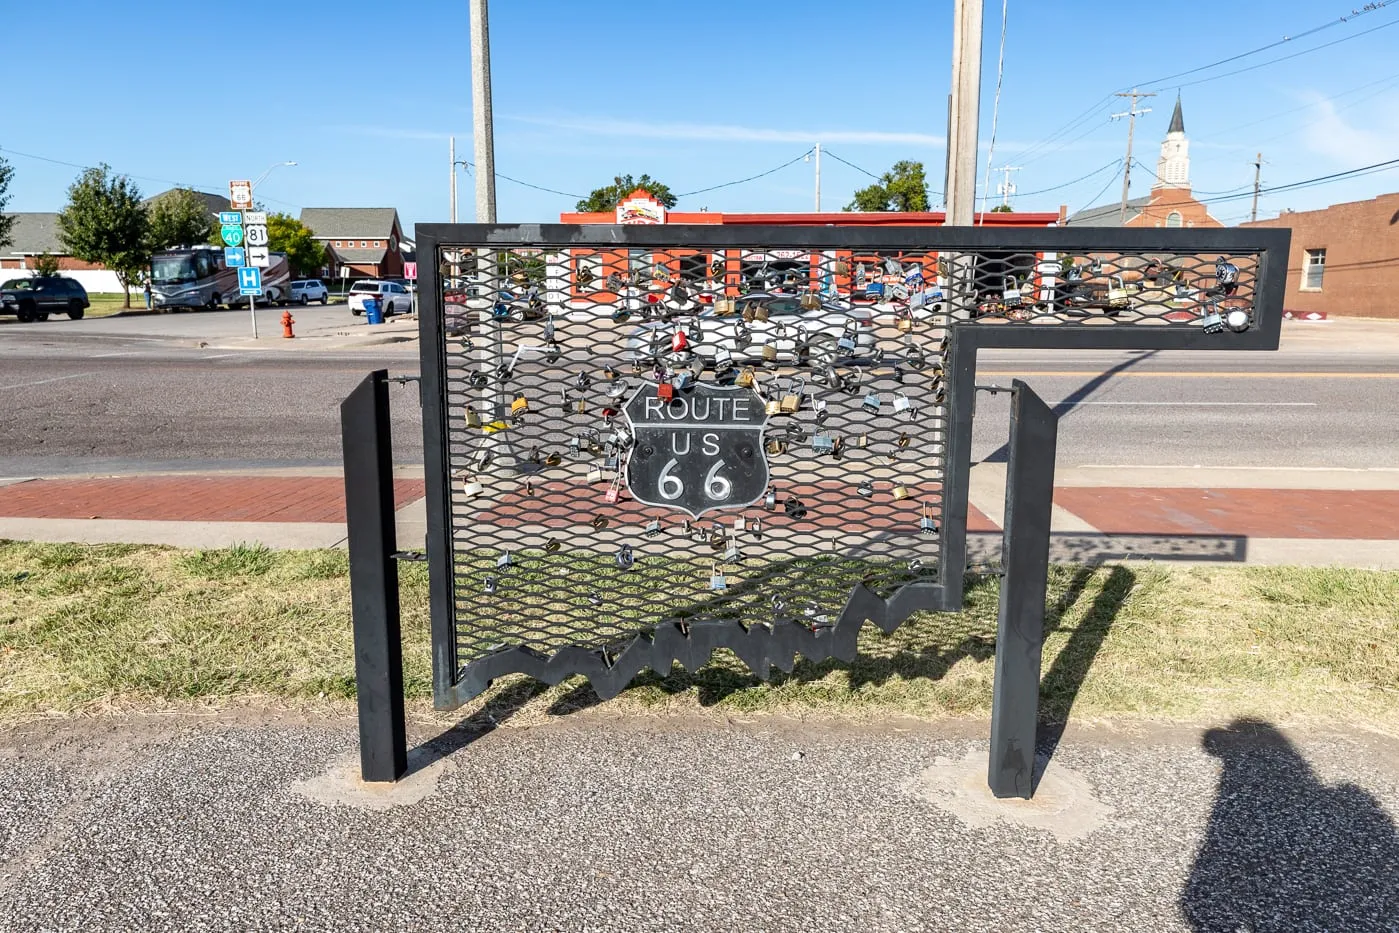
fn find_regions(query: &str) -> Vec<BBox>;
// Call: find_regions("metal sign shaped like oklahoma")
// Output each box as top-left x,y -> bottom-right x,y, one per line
622,381 -> 769,519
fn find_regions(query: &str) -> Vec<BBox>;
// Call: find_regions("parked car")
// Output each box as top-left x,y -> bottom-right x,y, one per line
623,293 -> 877,369
0,276 -> 90,322
290,279 -> 330,304
347,280 -> 413,316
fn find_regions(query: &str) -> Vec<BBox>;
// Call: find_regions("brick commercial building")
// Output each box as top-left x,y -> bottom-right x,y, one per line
299,208 -> 408,280
1242,192 -> 1399,319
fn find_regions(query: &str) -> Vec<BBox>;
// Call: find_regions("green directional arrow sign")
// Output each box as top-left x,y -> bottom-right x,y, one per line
220,224 -> 244,247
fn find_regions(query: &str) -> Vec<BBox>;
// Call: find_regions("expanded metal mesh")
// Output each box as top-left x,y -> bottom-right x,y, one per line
429,235 -> 1264,677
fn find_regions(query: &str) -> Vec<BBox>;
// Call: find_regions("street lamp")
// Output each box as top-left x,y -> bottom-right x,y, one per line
251,160 -> 298,195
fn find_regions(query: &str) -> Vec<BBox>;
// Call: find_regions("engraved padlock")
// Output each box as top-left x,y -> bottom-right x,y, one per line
861,391 -> 881,415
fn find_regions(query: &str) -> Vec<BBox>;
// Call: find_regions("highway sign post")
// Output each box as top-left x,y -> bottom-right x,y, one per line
238,266 -> 263,296
220,224 -> 244,247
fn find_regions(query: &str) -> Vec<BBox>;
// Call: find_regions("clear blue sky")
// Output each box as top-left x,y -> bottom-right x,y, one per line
4,0 -> 1398,233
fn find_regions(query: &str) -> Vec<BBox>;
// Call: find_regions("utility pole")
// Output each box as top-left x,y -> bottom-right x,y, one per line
449,136 -> 457,223
1111,89 -> 1154,224
468,0 -> 497,223
946,0 -> 984,226
1250,152 -> 1264,223
814,143 -> 821,212
995,164 -> 1022,209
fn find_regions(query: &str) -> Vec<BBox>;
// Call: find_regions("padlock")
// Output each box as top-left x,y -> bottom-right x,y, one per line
763,485 -> 777,510
856,479 -> 874,498
761,344 -> 778,363
1201,310 -> 1225,334
709,563 -> 728,591
603,475 -> 622,504
765,399 -> 782,416
645,518 -> 662,537
675,370 -> 696,391
892,364 -> 906,384
465,406 -> 482,429
714,345 -> 733,368
921,503 -> 938,535
611,306 -> 631,324
753,304 -> 770,323
736,368 -> 756,389
862,391 -> 881,415
543,340 -> 562,364
524,479 -> 534,496
603,450 -> 619,471
468,370 -> 489,389
576,397 -> 589,414
780,378 -> 804,414
543,451 -> 562,467
462,475 -> 485,497
724,543 -> 741,562
892,392 -> 912,414
587,464 -> 604,484
837,325 -> 858,354
800,292 -> 821,311
607,379 -> 630,400
891,483 -> 910,501
510,396 -> 529,417
896,314 -> 915,334
574,372 -> 592,391
1002,275 -> 1022,308
496,362 -> 514,383
857,433 -> 869,448
616,545 -> 634,570
897,433 -> 911,449
750,517 -> 762,539
785,496 -> 808,519
734,516 -> 746,532
603,365 -> 619,380
483,576 -> 498,595
543,538 -> 561,553
765,437 -> 786,455
811,433 -> 835,455
814,408 -> 829,426
657,381 -> 675,402
591,514 -> 609,529
497,551 -> 512,569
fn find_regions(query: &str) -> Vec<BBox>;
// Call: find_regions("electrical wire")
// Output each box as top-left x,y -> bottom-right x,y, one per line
978,0 -> 1010,222
453,158 -> 583,199
1073,164 -> 1127,214
1199,156 -> 1399,204
1130,159 -> 1253,196
1015,160 -> 1122,198
821,149 -> 882,181
675,149 -> 814,198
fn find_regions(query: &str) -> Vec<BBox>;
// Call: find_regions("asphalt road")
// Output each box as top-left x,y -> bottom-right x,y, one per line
0,316 -> 1396,476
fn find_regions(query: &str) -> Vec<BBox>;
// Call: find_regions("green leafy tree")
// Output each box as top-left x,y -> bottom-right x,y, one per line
57,165 -> 149,307
844,160 -> 930,212
0,155 -> 14,252
266,213 -> 326,276
147,188 -> 216,249
33,252 -> 61,277
991,203 -> 1013,213
575,174 -> 677,212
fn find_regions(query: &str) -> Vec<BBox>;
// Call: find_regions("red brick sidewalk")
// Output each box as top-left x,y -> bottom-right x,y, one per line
0,476 -> 423,524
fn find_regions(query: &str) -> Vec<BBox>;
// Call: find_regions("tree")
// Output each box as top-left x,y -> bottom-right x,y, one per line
266,212 -> 326,276
844,160 -> 930,212
57,165 -> 149,308
147,188 -> 215,249
991,203 -> 1013,213
33,253 -> 61,277
575,174 -> 677,212
0,155 -> 14,253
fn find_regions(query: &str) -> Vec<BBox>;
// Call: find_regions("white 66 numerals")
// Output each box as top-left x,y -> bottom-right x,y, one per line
658,456 -> 733,502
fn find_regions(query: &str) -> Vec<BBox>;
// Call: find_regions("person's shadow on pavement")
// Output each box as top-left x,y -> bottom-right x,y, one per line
1181,719 -> 1399,932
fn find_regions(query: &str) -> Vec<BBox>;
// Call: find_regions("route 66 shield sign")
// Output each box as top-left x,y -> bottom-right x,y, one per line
622,382 -> 769,519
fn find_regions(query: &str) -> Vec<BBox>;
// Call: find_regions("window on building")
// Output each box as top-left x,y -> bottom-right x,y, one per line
1166,211 -> 1183,228
360,241 -> 367,248
574,252 -> 603,288
335,241 -> 342,248
373,241 -> 380,247
1303,249 -> 1326,290
628,249 -> 658,281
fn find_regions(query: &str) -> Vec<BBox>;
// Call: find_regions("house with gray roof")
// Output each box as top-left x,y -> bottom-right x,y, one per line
299,207 -> 407,279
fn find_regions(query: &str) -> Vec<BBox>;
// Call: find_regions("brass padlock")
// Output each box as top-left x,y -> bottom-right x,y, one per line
891,482 -> 910,501
765,399 -> 782,416
766,437 -> 786,455
761,344 -> 778,362
780,378 -> 804,414
896,315 -> 915,334
510,396 -> 529,417
753,305 -> 770,323
735,368 -> 756,389
800,293 -> 820,311
464,406 -> 482,429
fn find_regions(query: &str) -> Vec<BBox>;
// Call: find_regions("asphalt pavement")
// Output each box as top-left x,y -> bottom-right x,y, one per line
0,314 -> 1395,476
1,711 -> 1396,932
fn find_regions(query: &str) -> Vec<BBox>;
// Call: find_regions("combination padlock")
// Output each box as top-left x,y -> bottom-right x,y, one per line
861,391 -> 881,415
714,345 -> 733,368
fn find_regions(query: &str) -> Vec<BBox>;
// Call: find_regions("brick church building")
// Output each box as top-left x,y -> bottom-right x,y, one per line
1068,96 -> 1222,229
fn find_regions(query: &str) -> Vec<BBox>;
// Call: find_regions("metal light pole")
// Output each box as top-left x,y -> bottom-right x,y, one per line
246,160 -> 297,338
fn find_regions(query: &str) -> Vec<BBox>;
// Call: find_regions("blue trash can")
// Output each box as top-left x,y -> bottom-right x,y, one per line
364,297 -> 383,325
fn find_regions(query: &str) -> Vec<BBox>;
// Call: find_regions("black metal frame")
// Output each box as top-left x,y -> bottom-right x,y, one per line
331,222 -> 1293,788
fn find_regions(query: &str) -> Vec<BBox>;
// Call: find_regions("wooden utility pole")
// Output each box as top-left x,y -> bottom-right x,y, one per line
946,0 -> 984,226
468,0 -> 497,223
1111,89 -> 1154,224
1250,152 -> 1264,223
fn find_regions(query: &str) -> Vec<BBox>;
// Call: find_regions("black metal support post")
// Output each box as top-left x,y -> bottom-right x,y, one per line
988,379 -> 1059,799
341,369 -> 407,783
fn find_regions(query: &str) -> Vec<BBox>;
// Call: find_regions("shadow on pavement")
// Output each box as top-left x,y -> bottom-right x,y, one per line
409,679 -> 545,776
980,349 -> 1160,463
1034,564 -> 1134,791
1181,719 -> 1399,931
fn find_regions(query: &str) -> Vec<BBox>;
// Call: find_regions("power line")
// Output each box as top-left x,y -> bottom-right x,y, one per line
820,149 -> 882,180
1199,156 -> 1399,205
1015,159 -> 1122,198
1129,159 -> 1252,196
1074,164 -> 1127,213
453,158 -> 583,199
675,149 -> 813,198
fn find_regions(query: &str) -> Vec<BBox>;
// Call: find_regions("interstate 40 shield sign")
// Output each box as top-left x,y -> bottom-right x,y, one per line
623,382 -> 769,518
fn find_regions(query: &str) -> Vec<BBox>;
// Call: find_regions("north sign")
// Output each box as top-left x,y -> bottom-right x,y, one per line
622,382 -> 769,519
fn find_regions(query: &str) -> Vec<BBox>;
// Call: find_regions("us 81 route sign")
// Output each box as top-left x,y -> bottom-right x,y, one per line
623,382 -> 769,519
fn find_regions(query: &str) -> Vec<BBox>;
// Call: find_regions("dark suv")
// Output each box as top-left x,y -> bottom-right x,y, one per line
0,276 -> 90,322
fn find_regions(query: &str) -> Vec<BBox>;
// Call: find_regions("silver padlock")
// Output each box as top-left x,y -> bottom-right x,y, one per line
837,324 -> 857,354
483,576 -> 497,595
587,464 -> 604,483
856,479 -> 874,498
724,543 -> 740,562
892,392 -> 912,414
645,518 -> 662,537
811,433 -> 835,455
862,391 -> 881,415
921,503 -> 938,535
462,475 -> 485,497
763,485 -> 777,510
734,515 -> 746,532
616,545 -> 634,570
709,563 -> 727,591
497,551 -> 512,569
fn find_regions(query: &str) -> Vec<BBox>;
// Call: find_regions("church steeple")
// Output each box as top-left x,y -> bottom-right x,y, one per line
1167,94 -> 1185,134
1155,95 -> 1190,190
